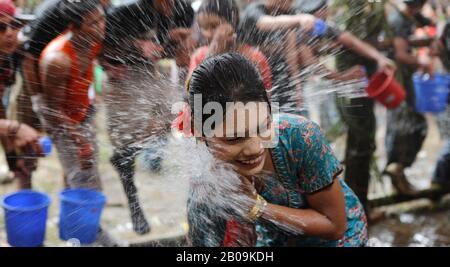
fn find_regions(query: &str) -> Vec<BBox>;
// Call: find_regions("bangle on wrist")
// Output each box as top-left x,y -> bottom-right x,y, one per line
247,194 -> 268,222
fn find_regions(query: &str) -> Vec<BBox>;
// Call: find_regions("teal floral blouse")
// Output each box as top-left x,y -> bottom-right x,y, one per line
255,113 -> 368,247
187,113 -> 368,247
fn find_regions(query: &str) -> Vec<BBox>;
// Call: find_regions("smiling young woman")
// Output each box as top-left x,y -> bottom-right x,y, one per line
184,53 -> 368,247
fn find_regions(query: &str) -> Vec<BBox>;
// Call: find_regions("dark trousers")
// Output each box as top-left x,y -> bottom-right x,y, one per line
337,96 -> 376,206
385,75 -> 428,168
433,140 -> 450,184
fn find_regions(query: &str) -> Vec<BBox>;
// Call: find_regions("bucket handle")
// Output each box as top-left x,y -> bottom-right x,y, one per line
370,69 -> 395,97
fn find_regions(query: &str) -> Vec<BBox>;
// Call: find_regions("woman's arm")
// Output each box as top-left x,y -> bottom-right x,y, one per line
39,51 -> 72,131
21,53 -> 42,96
259,178 -> 347,240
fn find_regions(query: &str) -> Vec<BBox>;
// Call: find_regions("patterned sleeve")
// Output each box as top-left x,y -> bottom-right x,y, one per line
294,120 -> 343,194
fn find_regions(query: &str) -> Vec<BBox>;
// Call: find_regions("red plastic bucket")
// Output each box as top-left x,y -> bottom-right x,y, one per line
366,70 -> 406,109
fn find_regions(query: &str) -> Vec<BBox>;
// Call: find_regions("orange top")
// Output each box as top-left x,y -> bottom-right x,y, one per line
40,33 -> 102,124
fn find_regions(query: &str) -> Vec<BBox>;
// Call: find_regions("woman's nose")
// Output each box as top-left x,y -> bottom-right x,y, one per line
241,138 -> 262,156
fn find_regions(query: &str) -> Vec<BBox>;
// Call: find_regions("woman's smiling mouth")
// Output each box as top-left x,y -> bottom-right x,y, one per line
235,150 -> 265,168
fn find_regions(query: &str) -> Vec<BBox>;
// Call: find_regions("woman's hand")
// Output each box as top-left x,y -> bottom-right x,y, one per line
239,176 -> 258,201
225,174 -> 258,217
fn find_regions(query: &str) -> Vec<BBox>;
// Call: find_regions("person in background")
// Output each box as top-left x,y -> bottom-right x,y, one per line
0,0 -> 40,188
296,0 -> 395,220
19,0 -> 195,236
37,0 -> 125,246
239,0 -> 317,115
186,53 -> 368,247
188,0 -> 272,90
240,0 -> 394,116
293,0 -> 395,90
429,20 -> 450,189
384,0 -> 433,195
102,0 -> 195,235
38,0 -> 105,191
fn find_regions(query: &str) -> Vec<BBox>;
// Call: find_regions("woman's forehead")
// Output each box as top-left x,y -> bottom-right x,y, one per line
219,104 -> 271,135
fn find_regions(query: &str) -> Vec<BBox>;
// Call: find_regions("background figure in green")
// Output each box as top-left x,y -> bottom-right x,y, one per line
334,0 -> 392,217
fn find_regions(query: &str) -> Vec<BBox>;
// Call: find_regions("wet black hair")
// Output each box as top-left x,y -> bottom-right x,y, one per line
198,0 -> 240,28
188,53 -> 270,133
62,0 -> 102,28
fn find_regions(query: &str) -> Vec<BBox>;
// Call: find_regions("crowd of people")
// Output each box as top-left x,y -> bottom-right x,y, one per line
0,0 -> 449,247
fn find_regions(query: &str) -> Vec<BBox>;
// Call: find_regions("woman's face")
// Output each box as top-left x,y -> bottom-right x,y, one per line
203,102 -> 274,177
197,13 -> 234,43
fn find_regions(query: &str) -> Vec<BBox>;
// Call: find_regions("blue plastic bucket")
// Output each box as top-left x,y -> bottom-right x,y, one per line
413,73 -> 450,113
59,188 -> 106,244
1,190 -> 51,247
